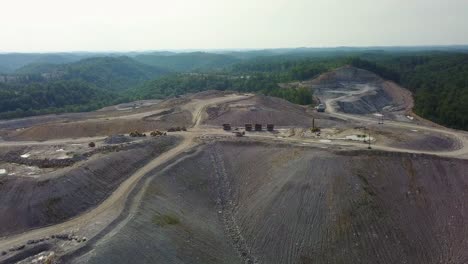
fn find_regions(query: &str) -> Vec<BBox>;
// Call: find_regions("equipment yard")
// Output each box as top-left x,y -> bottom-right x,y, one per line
0,67 -> 467,264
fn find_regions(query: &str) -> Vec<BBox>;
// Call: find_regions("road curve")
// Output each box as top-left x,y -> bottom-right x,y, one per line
0,91 -> 467,255
0,93 -> 253,253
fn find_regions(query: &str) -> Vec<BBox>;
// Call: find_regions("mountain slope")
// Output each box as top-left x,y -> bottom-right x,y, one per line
16,56 -> 170,91
0,80 -> 116,119
134,52 -> 240,71
0,53 -> 84,73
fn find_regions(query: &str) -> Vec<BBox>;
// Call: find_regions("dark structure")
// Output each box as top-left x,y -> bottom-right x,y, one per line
245,124 -> 253,131
267,124 -> 274,131
222,124 -> 232,131
255,124 -> 262,131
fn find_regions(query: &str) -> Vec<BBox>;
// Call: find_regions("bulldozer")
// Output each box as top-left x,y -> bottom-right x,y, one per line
150,130 -> 165,137
233,131 -> 245,137
129,131 -> 146,137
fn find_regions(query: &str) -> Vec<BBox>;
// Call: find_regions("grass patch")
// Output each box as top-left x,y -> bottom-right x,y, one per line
45,197 -> 63,219
152,214 -> 180,227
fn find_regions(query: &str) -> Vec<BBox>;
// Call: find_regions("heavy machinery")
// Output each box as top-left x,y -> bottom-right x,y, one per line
316,104 -> 326,112
233,131 -> 245,137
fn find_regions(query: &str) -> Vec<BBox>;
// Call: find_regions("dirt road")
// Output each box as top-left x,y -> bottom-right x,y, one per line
0,91 -> 467,257
0,133 -> 197,251
0,93 -> 252,253
323,94 -> 468,158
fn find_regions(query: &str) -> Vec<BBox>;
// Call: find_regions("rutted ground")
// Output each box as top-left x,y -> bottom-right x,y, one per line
71,141 -> 468,264
204,95 -> 318,127
0,136 -> 180,236
0,71 -> 467,263
306,66 -> 414,122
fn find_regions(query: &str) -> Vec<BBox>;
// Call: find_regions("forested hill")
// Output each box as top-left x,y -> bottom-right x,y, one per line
15,56 -> 170,91
134,52 -> 240,72
0,80 -> 117,119
127,73 -> 312,106
0,53 -> 86,73
0,50 -> 467,130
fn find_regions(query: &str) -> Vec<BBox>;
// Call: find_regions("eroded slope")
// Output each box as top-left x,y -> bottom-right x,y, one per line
74,141 -> 468,264
0,136 -> 180,236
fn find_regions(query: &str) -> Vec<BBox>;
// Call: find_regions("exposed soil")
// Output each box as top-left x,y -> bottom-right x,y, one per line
0,136 -> 180,236
0,81 -> 467,264
2,113 -> 192,141
70,141 -> 468,264
204,95 -> 341,128
307,66 -> 413,120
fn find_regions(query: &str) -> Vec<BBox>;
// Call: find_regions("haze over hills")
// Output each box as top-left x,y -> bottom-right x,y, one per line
15,56 -> 169,91
2,0 -> 468,262
1,47 -> 468,130
133,52 -> 240,72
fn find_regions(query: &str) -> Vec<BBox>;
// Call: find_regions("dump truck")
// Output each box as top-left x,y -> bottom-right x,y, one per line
222,124 -> 232,131
267,124 -> 274,131
245,124 -> 253,131
255,124 -> 262,131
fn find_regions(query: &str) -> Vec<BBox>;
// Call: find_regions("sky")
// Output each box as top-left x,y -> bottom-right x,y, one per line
1,0 -> 468,52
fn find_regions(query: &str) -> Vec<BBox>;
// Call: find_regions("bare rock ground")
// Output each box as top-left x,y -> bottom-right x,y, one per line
204,95 -> 340,128
0,136 -> 180,236
305,66 -> 413,120
71,141 -> 468,264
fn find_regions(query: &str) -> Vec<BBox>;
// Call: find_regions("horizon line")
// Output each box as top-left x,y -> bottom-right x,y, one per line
1,44 -> 468,54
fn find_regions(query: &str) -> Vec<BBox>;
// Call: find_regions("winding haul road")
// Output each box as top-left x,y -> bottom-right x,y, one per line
0,91 -> 467,258
0,94 -> 252,254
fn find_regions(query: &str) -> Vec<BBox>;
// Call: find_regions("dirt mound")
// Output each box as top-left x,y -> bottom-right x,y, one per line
73,141 -> 468,264
0,136 -> 180,236
204,95 -> 339,128
4,111 -> 192,141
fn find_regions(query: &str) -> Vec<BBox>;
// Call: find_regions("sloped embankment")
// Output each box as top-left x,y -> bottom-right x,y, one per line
78,141 -> 468,264
310,66 -> 412,116
204,95 -> 340,128
0,136 -> 180,236
4,111 -> 192,141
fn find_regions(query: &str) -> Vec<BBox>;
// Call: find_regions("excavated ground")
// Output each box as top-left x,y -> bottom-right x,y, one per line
0,136 -> 180,236
305,66 -> 414,121
70,141 -> 468,264
204,95 -> 343,128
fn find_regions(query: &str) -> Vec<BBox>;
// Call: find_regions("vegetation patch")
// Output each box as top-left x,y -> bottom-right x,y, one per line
152,214 -> 180,227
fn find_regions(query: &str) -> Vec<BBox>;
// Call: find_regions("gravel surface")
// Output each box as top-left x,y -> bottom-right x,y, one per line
72,141 -> 468,264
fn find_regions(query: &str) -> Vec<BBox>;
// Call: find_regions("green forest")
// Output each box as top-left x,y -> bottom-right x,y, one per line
0,50 -> 467,130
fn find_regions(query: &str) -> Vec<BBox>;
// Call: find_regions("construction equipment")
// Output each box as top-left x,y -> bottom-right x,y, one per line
150,130 -> 165,137
222,124 -> 232,131
233,131 -> 245,137
245,124 -> 253,131
316,104 -> 326,112
167,127 -> 187,132
267,124 -> 274,131
255,124 -> 262,131
129,131 -> 146,137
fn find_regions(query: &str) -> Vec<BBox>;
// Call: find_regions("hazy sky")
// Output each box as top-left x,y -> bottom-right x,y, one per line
1,0 -> 468,52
